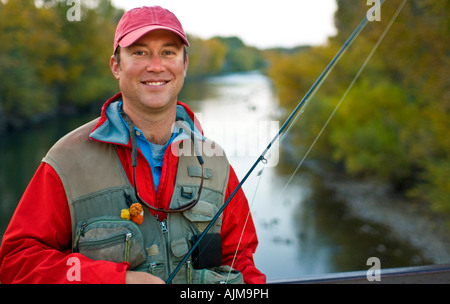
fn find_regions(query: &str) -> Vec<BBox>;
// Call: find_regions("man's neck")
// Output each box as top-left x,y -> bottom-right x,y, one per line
122,102 -> 176,145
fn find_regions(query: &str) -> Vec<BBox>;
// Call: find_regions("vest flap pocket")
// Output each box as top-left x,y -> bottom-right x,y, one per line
73,216 -> 146,269
183,200 -> 218,222
171,238 -> 189,258
187,165 -> 213,179
192,265 -> 245,284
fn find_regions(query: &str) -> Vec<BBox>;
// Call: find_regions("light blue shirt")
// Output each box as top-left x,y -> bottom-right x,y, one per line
89,99 -> 203,191
118,102 -> 176,191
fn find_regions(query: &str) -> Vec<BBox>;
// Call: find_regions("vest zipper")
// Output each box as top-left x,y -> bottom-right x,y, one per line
73,222 -> 87,251
124,232 -> 132,263
159,218 -> 168,234
187,260 -> 192,284
156,215 -> 171,279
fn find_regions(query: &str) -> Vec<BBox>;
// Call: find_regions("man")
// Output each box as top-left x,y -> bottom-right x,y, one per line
0,6 -> 265,284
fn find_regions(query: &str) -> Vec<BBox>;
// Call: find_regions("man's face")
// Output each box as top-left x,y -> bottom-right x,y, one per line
110,30 -> 188,114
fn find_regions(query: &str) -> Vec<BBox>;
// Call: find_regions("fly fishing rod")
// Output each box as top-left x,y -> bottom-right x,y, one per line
166,0 -> 385,284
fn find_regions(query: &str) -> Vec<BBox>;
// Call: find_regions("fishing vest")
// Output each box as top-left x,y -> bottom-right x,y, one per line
42,118 -> 244,284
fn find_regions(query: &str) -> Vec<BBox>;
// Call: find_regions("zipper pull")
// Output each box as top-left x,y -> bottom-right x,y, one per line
149,262 -> 156,274
124,232 -> 132,263
73,222 -> 87,252
79,222 -> 87,235
159,219 -> 168,234
187,260 -> 192,284
156,215 -> 168,233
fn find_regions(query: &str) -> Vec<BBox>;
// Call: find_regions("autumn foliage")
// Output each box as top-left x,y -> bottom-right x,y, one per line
266,0 -> 449,215
0,0 -> 264,128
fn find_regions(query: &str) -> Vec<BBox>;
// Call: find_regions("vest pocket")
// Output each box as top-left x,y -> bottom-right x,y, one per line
73,216 -> 146,269
192,265 -> 245,284
182,200 -> 220,233
134,261 -> 167,279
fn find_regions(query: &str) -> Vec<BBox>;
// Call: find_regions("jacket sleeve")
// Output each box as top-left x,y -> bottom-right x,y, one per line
221,165 -> 266,284
0,163 -> 129,284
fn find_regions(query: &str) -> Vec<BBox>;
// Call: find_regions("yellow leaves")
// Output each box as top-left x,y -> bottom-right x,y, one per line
0,0 -> 121,118
266,0 -> 449,215
186,36 -> 264,78
409,161 -> 450,213
187,35 -> 228,77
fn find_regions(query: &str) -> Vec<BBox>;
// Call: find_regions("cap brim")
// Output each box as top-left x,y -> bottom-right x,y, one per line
118,25 -> 190,48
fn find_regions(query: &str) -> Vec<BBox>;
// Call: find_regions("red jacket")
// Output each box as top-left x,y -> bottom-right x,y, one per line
0,94 -> 266,284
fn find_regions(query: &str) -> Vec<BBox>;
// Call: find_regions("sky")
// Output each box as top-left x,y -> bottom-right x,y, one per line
110,0 -> 338,49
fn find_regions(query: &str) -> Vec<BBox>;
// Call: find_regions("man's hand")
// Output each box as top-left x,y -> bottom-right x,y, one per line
125,271 -> 165,284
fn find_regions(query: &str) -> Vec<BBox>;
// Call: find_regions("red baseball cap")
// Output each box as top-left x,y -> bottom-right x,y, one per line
113,6 -> 189,53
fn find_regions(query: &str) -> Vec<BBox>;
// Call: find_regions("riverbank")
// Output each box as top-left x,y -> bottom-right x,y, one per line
321,172 -> 450,264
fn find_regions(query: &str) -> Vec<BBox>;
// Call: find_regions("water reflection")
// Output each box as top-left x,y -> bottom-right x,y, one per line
0,113 -> 98,238
0,72 -> 432,282
294,173 -> 428,272
182,72 -> 431,281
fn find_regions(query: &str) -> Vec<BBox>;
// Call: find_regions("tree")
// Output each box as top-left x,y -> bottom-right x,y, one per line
266,0 -> 449,215
0,0 -> 122,128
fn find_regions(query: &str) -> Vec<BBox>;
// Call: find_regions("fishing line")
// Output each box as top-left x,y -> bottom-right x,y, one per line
225,165 -> 266,283
166,0 -> 392,284
278,0 -> 407,197
227,0 -> 407,279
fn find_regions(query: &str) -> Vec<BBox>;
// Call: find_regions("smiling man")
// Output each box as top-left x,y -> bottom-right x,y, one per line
0,6 -> 265,284
111,29 -> 187,146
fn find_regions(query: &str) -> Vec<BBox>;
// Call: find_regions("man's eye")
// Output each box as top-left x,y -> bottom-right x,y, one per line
134,51 -> 145,56
163,50 -> 175,56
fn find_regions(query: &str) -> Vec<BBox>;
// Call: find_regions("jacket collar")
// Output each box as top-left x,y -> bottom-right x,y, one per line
89,93 -> 204,146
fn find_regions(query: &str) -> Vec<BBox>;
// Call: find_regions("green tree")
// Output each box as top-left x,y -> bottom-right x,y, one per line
186,35 -> 227,78
0,0 -> 122,128
216,37 -> 266,73
54,0 -> 121,107
266,0 -> 449,215
0,0 -> 63,123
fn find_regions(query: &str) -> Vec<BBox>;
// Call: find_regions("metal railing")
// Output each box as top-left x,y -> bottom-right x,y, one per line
269,264 -> 450,284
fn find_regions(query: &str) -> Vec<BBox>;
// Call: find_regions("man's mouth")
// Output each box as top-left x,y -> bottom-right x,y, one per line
142,81 -> 168,86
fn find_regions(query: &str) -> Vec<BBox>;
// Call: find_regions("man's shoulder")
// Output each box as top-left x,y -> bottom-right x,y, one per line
44,117 -> 108,163
52,118 -> 100,148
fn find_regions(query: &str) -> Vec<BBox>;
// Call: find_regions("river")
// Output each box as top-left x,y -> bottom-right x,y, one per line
0,71 -> 434,282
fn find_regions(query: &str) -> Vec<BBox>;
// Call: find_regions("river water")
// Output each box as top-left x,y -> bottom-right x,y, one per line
0,72 -> 432,282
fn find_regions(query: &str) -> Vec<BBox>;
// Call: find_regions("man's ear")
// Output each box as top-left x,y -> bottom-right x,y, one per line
183,53 -> 189,77
110,55 -> 120,80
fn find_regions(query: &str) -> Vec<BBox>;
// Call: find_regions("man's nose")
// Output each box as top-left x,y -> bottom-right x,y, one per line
146,55 -> 165,73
